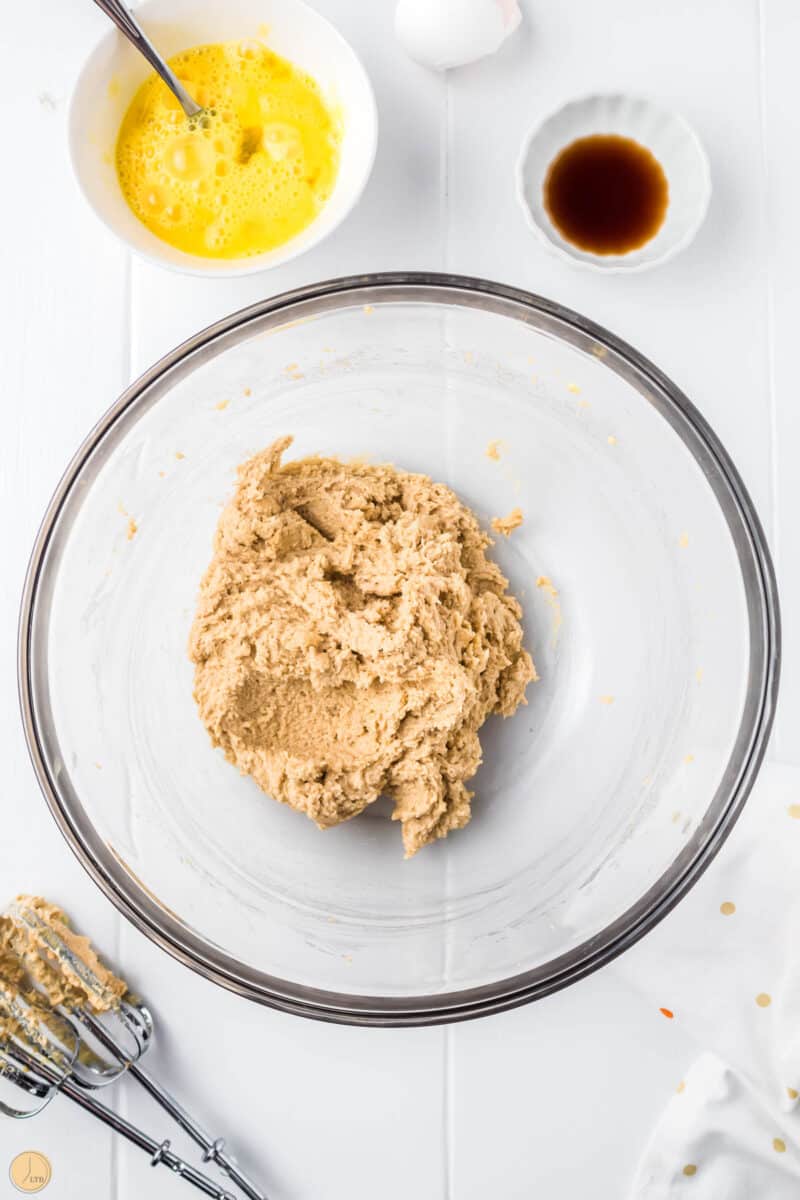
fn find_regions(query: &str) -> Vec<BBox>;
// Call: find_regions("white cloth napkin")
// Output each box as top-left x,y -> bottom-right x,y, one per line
615,762 -> 800,1196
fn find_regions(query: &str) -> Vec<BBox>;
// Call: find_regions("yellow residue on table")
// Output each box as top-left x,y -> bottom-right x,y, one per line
485,438 -> 504,461
491,508 -> 523,537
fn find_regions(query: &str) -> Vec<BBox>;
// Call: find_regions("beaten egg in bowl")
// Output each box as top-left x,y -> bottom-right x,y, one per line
116,40 -> 342,259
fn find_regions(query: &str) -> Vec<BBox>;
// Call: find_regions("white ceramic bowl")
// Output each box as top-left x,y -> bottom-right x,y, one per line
516,94 -> 711,273
69,0 -> 378,277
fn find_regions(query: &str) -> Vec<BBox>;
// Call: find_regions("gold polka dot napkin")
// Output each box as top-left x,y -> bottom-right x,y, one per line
632,1054 -> 800,1197
617,764 -> 800,1197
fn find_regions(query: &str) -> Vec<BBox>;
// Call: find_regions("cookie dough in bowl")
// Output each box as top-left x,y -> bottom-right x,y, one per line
189,436 -> 536,856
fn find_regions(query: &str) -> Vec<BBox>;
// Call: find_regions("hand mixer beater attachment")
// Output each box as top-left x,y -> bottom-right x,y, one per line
0,897 -> 266,1200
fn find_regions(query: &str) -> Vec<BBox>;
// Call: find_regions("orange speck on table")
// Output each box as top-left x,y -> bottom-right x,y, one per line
659,1007 -> 674,1019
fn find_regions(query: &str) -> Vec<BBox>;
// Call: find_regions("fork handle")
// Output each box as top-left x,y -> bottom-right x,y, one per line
129,1062 -> 267,1200
91,0 -> 203,117
58,1073 -> 237,1200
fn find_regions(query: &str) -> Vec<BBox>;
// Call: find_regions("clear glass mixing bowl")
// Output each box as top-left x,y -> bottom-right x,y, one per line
19,274 -> 779,1024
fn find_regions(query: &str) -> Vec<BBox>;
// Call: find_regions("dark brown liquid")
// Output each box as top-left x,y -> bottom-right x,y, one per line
543,135 -> 669,255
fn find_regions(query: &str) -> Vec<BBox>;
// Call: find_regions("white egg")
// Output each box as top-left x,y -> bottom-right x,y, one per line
395,0 -> 522,71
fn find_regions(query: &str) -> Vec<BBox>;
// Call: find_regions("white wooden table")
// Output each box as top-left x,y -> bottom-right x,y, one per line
2,1 -> 798,1196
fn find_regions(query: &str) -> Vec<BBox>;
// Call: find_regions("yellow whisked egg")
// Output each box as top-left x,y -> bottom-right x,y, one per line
116,41 -> 342,259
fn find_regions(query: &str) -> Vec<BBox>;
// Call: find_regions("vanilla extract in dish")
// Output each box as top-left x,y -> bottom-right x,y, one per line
543,134 -> 669,255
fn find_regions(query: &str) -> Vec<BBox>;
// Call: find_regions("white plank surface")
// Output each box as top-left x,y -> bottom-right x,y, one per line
0,0 -> 793,1197
449,972 -> 695,1199
761,0 -> 800,764
114,926 -> 447,1200
0,3 -> 129,1194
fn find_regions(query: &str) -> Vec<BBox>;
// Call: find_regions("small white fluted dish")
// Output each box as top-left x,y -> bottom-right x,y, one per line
516,94 -> 711,274
69,0 -> 378,277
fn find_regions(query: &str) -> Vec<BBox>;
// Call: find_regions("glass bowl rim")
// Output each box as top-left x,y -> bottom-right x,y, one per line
17,271 -> 781,1026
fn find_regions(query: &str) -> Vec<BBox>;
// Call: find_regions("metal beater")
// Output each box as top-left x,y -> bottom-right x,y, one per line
0,900 -> 267,1200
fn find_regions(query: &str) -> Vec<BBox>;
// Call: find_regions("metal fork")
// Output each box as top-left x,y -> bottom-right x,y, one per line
92,0 -> 203,119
